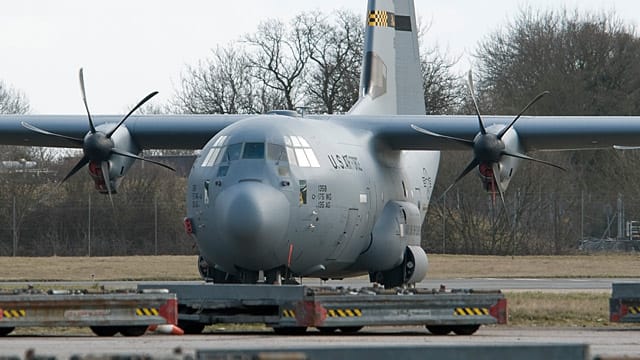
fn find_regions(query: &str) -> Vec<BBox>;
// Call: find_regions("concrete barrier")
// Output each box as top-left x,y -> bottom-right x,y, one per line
197,344 -> 589,360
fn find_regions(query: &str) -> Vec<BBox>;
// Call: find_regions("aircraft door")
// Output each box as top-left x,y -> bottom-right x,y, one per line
328,208 -> 360,260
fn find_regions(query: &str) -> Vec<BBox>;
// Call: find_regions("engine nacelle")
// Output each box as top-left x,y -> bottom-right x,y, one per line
88,124 -> 139,194
477,125 -> 524,194
353,200 -> 429,287
356,200 -> 422,271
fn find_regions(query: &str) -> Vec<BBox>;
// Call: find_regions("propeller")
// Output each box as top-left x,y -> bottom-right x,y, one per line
22,68 -> 175,202
412,71 -> 564,210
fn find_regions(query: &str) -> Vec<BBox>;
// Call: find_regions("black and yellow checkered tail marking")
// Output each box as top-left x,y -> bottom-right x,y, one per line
368,10 -> 395,28
628,306 -> 640,314
135,308 -> 159,316
282,309 -> 296,318
2,309 -> 26,318
454,307 -> 489,316
327,308 -> 362,317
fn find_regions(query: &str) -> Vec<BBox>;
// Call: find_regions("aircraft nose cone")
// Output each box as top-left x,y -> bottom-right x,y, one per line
214,181 -> 290,247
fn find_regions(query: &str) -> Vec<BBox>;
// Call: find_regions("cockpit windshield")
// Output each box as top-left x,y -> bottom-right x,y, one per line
243,142 -> 265,159
201,136 -> 320,168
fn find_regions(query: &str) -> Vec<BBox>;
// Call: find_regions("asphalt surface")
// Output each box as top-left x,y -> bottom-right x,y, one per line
2,277 -> 638,291
1,327 -> 640,359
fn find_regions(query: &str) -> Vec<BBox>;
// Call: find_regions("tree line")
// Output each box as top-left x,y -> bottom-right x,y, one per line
2,7 -> 640,256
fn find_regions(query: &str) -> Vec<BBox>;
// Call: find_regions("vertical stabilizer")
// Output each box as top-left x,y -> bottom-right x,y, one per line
349,0 -> 424,116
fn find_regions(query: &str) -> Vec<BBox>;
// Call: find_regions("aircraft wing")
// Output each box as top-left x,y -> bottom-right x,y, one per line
5,113 -> 640,152
0,114 -> 248,149
341,115 -> 640,151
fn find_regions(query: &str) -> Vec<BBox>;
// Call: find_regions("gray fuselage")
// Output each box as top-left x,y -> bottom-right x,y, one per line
187,114 -> 438,279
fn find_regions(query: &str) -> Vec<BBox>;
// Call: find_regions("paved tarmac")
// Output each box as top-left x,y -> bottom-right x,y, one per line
2,277 -> 639,291
1,326 -> 640,359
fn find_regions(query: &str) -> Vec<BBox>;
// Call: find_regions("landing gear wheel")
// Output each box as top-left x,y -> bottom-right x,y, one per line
339,326 -> 363,333
316,326 -> 338,333
90,326 -> 119,337
0,327 -> 15,336
452,325 -> 480,335
119,326 -> 148,337
272,326 -> 307,335
426,325 -> 452,335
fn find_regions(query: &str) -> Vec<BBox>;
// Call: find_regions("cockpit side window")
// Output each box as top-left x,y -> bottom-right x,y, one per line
223,143 -> 243,162
243,142 -> 265,159
201,135 -> 228,167
267,143 -> 287,162
284,135 -> 320,168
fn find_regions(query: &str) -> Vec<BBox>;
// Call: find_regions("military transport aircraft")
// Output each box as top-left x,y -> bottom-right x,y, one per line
2,0 -> 640,287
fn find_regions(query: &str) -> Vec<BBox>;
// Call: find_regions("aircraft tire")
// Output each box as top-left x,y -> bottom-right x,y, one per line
426,325 -> 452,335
452,325 -> 480,335
179,321 -> 206,335
119,325 -> 148,337
339,326 -> 363,333
90,326 -> 120,337
0,327 -> 15,336
316,326 -> 338,333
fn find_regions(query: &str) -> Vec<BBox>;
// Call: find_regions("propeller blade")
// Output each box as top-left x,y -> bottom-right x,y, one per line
61,156 -> 90,183
498,91 -> 550,139
21,122 -> 84,145
79,68 -> 96,134
614,145 -> 640,150
502,150 -> 566,171
466,71 -> 486,135
437,157 -> 480,201
110,148 -> 176,171
106,91 -> 159,138
101,161 -> 114,207
410,124 -> 474,148
491,162 -> 508,216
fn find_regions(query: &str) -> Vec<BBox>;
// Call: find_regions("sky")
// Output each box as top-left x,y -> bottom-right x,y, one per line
1,0 -> 638,115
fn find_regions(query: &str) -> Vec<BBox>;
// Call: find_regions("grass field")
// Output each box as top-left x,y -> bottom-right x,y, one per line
1,254 -> 639,281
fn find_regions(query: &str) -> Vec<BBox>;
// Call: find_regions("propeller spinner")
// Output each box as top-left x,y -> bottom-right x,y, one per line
411,71 -> 564,210
21,68 -> 175,202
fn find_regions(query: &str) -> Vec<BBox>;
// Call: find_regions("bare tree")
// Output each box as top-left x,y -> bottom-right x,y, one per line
244,19 -> 310,110
173,45 -> 258,114
0,81 -> 29,115
475,8 -> 640,115
421,47 -> 464,115
299,10 -> 363,114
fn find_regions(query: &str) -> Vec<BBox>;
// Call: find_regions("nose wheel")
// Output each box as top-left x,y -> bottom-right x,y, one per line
197,256 -> 239,283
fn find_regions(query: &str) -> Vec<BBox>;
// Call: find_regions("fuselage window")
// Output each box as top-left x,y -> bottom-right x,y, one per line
243,142 -> 265,159
284,135 -> 320,168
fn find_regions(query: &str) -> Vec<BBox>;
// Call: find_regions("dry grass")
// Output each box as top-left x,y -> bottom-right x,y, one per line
0,256 -> 201,281
506,291 -> 612,327
1,254 -> 640,281
427,254 -> 640,278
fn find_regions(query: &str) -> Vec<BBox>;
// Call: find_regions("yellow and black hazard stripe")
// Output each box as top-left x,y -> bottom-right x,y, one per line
2,309 -> 26,318
282,309 -> 296,318
326,308 -> 362,317
368,10 -> 395,28
135,308 -> 159,316
454,307 -> 489,316
628,306 -> 640,314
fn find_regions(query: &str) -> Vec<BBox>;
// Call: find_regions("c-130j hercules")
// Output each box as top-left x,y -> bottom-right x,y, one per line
3,0 -> 640,287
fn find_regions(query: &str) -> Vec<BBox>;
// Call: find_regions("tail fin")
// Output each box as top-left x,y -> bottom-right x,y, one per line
349,0 -> 424,116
